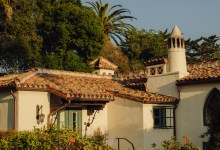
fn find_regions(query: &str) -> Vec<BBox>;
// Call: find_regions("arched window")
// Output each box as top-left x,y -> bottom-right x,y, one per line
203,88 -> 220,126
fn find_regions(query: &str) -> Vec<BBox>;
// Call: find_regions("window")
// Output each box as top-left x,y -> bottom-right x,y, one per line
203,142 -> 210,150
72,112 -> 77,130
153,106 -> 174,129
203,88 -> 220,125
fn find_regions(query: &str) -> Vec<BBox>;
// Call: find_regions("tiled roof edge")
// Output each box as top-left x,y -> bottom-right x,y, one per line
176,78 -> 220,86
16,68 -> 39,84
0,74 -> 20,81
99,57 -> 118,69
90,57 -> 118,70
108,90 -> 177,104
38,68 -> 120,80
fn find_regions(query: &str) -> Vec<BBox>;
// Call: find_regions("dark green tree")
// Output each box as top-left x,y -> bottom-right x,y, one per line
186,35 -> 220,63
121,28 -> 169,71
0,0 -> 43,73
38,1 -> 105,71
87,0 -> 136,45
0,0 -> 105,73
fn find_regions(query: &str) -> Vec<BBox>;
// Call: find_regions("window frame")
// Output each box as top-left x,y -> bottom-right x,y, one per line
153,106 -> 174,129
203,88 -> 220,126
202,142 -> 210,150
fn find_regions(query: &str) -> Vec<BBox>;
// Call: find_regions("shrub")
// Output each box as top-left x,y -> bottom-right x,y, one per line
0,126 -> 112,150
152,136 -> 201,150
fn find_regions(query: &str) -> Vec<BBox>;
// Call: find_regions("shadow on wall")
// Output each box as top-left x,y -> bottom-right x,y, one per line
143,127 -> 173,149
0,96 -> 14,130
112,97 -> 142,108
107,98 -> 144,150
107,119 -> 143,150
157,81 -> 178,98
176,85 -> 211,147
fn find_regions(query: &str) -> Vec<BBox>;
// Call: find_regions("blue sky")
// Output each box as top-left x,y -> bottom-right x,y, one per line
82,0 -> 220,40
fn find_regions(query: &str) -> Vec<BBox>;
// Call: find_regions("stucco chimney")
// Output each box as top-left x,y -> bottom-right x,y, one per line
168,25 -> 188,77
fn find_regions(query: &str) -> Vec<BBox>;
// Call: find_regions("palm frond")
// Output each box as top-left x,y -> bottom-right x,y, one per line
87,0 -> 136,44
108,4 -> 122,14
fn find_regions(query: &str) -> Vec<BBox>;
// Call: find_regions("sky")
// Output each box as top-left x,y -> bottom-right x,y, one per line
82,0 -> 220,40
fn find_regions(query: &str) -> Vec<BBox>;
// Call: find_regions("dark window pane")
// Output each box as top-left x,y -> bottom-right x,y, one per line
154,109 -> 159,117
153,106 -> 174,129
73,113 -> 76,130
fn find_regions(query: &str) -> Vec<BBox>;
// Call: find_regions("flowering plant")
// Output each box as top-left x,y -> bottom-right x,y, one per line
152,136 -> 201,150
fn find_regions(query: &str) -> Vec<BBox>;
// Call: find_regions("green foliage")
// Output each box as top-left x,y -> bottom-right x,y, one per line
121,28 -> 169,71
41,50 -> 92,72
38,1 -> 105,60
152,136 -> 200,150
87,0 -> 136,45
186,35 -> 220,63
0,126 -> 112,150
0,0 -> 105,73
102,40 -> 130,73
0,0 -> 43,73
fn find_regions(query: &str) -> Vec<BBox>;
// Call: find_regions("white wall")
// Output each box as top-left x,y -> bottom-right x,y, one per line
17,91 -> 50,131
94,69 -> 115,75
168,48 -> 188,75
82,106 -> 108,137
143,104 -> 174,150
176,83 -> 220,148
107,97 -> 144,150
147,72 -> 180,98
0,91 -> 14,130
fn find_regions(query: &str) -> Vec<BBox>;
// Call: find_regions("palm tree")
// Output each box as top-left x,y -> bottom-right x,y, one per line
87,0 -> 136,45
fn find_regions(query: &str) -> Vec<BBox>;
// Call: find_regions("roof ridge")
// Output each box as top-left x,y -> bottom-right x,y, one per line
90,56 -> 118,70
99,57 -> 118,68
0,74 -> 20,81
35,68 -> 120,80
15,68 -> 39,84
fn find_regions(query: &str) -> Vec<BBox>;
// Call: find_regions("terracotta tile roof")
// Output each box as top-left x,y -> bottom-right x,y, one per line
122,77 -> 148,91
90,57 -> 118,70
177,61 -> 220,85
144,56 -> 168,66
0,68 -> 177,104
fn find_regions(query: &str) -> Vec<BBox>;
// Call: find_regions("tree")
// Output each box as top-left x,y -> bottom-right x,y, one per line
186,35 -> 220,63
87,0 -> 136,45
0,0 -> 105,73
38,1 -> 105,72
121,28 -> 169,71
101,40 -> 130,73
0,0 -> 43,73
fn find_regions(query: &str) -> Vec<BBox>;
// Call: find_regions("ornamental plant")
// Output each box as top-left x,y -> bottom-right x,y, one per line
0,125 -> 112,150
152,136 -> 201,150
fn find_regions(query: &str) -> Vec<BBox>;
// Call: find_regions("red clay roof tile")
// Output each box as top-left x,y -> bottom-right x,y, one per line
0,68 -> 177,104
90,57 -> 118,70
177,61 -> 220,85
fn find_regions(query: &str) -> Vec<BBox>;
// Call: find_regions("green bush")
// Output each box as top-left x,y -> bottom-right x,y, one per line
152,136 -> 200,150
0,126 -> 112,150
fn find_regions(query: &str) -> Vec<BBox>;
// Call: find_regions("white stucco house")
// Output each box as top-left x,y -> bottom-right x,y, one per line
0,25 -> 219,150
